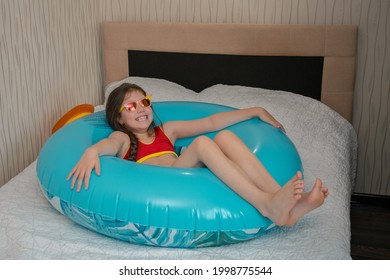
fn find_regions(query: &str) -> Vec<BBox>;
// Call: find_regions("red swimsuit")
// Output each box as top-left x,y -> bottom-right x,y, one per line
123,126 -> 178,163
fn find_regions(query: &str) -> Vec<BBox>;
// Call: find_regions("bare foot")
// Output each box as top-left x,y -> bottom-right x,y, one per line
284,178 -> 329,226
259,172 -> 304,226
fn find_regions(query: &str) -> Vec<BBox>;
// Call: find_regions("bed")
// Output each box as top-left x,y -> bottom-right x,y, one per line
0,22 -> 357,259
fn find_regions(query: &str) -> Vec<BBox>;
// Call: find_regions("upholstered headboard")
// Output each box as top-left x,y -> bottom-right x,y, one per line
103,22 -> 357,122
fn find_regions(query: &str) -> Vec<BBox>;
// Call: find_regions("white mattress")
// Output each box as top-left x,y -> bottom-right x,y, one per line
0,78 -> 357,259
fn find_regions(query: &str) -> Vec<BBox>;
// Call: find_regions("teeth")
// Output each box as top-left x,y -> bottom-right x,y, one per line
136,116 -> 147,121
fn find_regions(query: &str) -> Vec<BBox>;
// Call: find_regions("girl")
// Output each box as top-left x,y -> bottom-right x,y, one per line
68,83 -> 328,226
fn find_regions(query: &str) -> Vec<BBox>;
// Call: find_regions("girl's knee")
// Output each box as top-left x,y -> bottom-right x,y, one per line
192,136 -> 214,152
214,130 -> 235,144
192,135 -> 212,149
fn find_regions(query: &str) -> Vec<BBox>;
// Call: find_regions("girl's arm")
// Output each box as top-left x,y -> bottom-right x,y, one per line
67,131 -> 129,192
164,107 -> 285,142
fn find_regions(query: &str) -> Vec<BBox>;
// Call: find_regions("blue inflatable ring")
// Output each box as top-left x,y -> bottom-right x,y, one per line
37,101 -> 303,248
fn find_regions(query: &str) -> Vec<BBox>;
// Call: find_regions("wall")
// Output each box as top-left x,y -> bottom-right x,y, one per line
0,0 -> 389,196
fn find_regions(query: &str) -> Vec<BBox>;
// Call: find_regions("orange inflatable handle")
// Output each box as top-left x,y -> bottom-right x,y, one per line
51,104 -> 94,134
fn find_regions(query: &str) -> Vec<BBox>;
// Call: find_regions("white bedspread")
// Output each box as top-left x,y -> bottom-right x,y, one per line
0,78 -> 357,259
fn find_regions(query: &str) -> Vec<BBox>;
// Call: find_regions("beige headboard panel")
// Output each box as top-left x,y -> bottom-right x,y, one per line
103,22 -> 357,122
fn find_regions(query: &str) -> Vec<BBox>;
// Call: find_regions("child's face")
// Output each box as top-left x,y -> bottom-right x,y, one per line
118,90 -> 153,132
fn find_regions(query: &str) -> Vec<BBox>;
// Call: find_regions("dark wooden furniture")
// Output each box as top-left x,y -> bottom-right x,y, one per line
350,194 -> 390,260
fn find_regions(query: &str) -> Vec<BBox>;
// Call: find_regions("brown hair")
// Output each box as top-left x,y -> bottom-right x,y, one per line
105,83 -> 156,161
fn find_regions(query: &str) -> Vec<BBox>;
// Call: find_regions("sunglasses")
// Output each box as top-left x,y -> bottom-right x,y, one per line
119,96 -> 152,113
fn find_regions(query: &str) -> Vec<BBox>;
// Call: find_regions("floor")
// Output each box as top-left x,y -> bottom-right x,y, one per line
350,194 -> 390,260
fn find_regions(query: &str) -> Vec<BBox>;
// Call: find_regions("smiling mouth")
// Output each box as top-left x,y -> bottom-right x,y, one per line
136,115 -> 148,122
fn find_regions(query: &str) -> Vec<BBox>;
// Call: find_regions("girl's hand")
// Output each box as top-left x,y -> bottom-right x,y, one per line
67,148 -> 101,192
258,108 -> 286,133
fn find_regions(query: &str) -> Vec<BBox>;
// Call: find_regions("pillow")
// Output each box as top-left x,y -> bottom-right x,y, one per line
199,84 -> 298,120
104,77 -> 199,105
198,84 -> 352,140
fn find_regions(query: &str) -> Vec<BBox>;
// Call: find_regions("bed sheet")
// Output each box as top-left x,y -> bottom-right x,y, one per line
0,78 -> 357,259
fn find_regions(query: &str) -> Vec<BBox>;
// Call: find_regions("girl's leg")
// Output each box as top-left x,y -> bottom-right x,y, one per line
213,130 -> 291,193
213,130 -> 328,226
171,136 -> 304,226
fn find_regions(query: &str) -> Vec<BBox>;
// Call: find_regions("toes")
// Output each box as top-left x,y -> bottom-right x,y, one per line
294,180 -> 304,190
295,188 -> 303,193
321,186 -> 329,197
286,171 -> 303,185
293,187 -> 303,201
314,178 -> 323,188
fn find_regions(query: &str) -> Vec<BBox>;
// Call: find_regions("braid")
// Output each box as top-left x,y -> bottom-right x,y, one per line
127,131 -> 139,161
